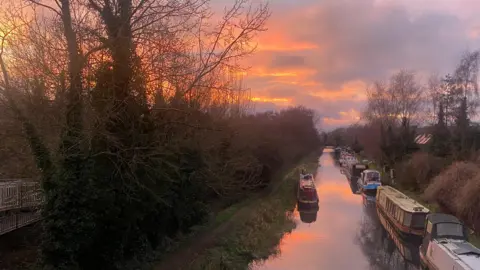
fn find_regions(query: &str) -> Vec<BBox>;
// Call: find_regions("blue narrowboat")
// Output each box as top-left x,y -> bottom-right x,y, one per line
357,169 -> 381,202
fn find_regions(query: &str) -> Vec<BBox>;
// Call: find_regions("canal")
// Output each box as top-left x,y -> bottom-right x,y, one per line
252,148 -> 420,270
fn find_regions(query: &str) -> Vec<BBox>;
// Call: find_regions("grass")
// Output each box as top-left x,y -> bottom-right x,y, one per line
401,189 -> 440,213
189,158 -> 319,270
403,188 -> 480,248
389,173 -> 480,249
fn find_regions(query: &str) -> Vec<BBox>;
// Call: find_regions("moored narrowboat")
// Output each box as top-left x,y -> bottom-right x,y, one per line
376,186 -> 430,236
297,173 -> 318,204
419,213 -> 480,270
348,163 -> 367,182
357,169 -> 381,200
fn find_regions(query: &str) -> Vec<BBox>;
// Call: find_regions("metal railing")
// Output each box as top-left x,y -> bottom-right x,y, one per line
0,210 -> 41,235
0,180 -> 43,212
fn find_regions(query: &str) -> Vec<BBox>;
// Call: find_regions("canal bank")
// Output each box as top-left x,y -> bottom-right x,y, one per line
154,152 -> 321,270
359,156 -> 480,249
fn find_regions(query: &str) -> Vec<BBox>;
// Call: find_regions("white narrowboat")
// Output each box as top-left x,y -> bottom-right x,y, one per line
376,186 -> 430,236
420,213 -> 480,270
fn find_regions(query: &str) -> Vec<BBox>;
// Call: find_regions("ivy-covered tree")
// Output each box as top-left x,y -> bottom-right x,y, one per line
429,101 -> 451,157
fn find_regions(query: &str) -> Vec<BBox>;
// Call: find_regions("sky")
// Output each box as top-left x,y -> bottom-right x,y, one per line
213,0 -> 480,130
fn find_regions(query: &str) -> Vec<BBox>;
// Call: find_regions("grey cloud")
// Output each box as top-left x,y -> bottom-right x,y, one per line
274,0 -> 480,89
270,55 -> 306,69
243,0 -> 480,129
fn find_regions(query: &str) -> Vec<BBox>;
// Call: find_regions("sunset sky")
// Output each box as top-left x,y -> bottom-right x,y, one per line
214,0 -> 480,130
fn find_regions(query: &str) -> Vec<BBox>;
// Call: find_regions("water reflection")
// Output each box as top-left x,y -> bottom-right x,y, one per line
349,178 -> 361,195
376,209 -> 421,266
355,201 -> 420,270
253,149 -> 422,270
297,201 -> 319,224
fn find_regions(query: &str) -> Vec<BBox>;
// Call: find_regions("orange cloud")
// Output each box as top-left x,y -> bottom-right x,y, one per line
251,97 -> 292,104
309,80 -> 367,101
322,109 -> 362,128
256,72 -> 298,77
256,31 -> 320,52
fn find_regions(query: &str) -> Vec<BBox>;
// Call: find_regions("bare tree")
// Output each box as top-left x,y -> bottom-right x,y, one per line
426,73 -> 442,125
453,50 -> 480,117
364,70 -> 423,127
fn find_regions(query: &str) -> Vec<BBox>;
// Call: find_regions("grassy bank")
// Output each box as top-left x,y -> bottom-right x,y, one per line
188,156 -> 320,270
400,188 -> 480,248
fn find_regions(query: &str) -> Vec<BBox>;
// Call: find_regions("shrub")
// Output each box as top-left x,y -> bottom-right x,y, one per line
395,152 -> 448,191
425,162 -> 480,213
456,174 -> 480,231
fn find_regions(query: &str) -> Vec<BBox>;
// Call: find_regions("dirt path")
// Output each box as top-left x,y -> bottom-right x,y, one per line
153,197 -> 257,270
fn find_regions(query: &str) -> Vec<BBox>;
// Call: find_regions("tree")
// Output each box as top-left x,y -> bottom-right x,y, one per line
1,0 -> 272,268
451,51 -> 479,158
429,101 -> 451,157
364,70 -> 422,165
364,70 -> 423,127
351,136 -> 363,153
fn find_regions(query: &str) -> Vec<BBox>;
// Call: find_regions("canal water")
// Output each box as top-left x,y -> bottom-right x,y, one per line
252,148 -> 420,270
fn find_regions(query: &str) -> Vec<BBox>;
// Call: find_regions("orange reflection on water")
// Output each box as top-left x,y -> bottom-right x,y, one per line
254,151 -> 371,270
316,181 -> 361,204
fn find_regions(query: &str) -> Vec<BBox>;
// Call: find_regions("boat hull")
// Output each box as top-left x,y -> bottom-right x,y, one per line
419,247 -> 434,270
297,186 -> 318,204
377,208 -> 421,264
361,193 -> 376,202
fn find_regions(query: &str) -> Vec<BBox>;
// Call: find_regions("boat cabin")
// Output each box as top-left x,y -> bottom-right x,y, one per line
298,174 -> 318,203
376,186 -> 430,236
420,213 -> 480,270
360,170 -> 381,184
357,169 -> 381,197
421,214 -> 469,253
349,164 -> 368,180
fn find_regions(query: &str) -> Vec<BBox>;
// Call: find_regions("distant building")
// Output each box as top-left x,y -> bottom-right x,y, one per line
414,134 -> 432,145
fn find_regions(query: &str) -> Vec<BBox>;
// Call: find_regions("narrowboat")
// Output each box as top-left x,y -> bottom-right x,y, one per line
377,207 -> 421,264
347,163 -> 368,183
419,213 -> 480,270
376,186 -> 430,236
297,173 -> 318,204
357,169 -> 381,201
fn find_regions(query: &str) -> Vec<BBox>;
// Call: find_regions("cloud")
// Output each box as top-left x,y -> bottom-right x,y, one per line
237,0 -> 480,130
270,55 -> 306,69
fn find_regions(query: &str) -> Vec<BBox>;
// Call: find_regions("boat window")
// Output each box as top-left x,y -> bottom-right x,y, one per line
365,172 -> 380,182
436,223 -> 465,238
411,213 -> 426,229
403,212 -> 412,226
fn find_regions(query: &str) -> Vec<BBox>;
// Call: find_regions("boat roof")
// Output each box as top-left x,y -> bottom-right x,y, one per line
378,186 -> 430,213
428,213 -> 462,224
353,164 -> 367,168
439,240 -> 480,270
300,179 -> 315,189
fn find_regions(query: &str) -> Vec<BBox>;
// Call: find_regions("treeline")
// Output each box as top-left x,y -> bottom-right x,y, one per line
0,1 -> 321,269
327,51 -> 480,232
